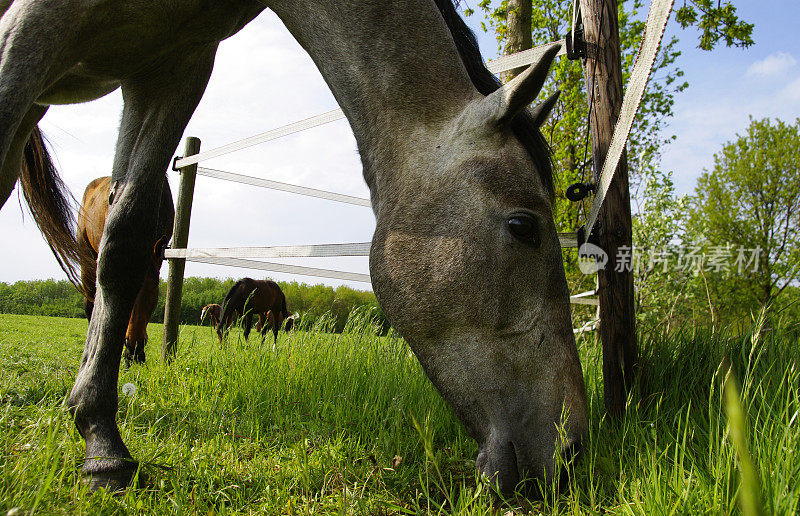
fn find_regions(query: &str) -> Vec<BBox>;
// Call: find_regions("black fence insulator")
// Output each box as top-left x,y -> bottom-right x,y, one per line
172,155 -> 184,171
566,4 -> 587,60
566,181 -> 596,202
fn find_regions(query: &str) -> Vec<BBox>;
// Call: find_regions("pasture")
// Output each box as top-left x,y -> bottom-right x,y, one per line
1,312 -> 798,514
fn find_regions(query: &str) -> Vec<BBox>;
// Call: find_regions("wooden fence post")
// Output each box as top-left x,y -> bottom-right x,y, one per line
578,0 -> 637,418
162,137 -> 201,361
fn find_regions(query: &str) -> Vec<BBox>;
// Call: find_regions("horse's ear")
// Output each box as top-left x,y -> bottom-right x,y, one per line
530,90 -> 560,128
481,44 -> 561,126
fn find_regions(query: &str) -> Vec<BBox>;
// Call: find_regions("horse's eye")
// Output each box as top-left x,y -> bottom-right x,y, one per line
507,215 -> 541,247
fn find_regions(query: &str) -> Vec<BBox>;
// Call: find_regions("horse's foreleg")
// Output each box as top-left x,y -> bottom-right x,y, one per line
273,311 -> 283,345
83,299 -> 94,321
243,313 -> 254,342
123,273 -> 159,366
257,311 -> 268,335
67,47 -> 216,491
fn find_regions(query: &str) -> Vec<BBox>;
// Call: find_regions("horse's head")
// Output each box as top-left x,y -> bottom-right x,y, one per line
367,47 -> 587,493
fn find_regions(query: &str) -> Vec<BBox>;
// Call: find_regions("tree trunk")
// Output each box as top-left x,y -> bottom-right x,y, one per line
502,0 -> 532,81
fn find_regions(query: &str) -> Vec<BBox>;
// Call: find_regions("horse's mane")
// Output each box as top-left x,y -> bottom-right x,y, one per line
434,0 -> 555,199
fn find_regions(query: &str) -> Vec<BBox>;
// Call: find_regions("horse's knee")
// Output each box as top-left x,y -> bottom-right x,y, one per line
95,237 -> 148,302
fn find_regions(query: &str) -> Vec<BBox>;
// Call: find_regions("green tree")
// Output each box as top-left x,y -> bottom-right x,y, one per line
674,0 -> 754,50
630,153 -> 692,331
687,117 -> 800,316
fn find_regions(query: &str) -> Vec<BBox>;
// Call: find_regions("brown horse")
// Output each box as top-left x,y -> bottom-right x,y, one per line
78,176 -> 173,365
200,303 -> 222,328
217,278 -> 291,344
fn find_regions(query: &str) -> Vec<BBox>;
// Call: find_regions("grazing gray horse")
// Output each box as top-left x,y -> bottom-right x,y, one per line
0,0 -> 587,494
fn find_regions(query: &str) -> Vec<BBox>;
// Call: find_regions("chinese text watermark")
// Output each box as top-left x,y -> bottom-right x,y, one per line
578,244 -> 762,275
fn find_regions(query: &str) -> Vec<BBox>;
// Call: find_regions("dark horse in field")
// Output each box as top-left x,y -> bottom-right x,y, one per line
78,176 -> 173,365
217,278 -> 292,344
0,0 -> 588,494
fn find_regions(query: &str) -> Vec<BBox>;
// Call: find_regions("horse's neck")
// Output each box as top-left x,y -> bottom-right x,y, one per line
269,0 -> 478,169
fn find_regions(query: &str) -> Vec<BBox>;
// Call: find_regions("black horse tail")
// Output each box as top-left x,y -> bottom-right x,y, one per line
19,127 -> 86,290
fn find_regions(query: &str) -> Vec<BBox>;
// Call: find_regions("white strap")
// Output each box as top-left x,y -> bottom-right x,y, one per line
559,232 -> 578,249
573,319 -> 599,334
485,40 -> 566,74
165,242 -> 371,259
569,296 -> 599,306
185,256 -> 372,283
166,239 -> 581,260
585,0 -> 674,232
174,41 -> 566,169
175,109 -> 346,169
196,167 -> 371,207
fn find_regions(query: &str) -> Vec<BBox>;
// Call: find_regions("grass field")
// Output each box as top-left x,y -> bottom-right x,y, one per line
1,312 -> 798,514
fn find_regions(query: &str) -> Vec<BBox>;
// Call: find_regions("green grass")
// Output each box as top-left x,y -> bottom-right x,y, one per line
0,312 -> 798,514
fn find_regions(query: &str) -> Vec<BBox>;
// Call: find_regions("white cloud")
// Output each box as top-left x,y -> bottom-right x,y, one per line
662,69 -> 800,195
746,52 -> 797,78
782,77 -> 800,102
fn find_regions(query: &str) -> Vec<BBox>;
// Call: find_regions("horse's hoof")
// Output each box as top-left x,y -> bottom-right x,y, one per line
82,458 -> 138,493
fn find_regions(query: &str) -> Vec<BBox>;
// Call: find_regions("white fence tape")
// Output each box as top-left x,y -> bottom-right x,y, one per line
573,320 -> 599,334
559,232 -> 578,249
167,236 -> 577,261
195,167 -> 371,207
485,39 -> 566,74
174,41 -> 566,169
569,296 -> 599,306
165,242 -> 371,259
187,167 -> 579,247
585,0 -> 674,232
184,256 -> 372,283
175,109 -> 346,169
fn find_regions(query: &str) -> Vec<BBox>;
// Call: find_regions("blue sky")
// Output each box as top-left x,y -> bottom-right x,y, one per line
1,1 -> 797,287
658,0 -> 800,192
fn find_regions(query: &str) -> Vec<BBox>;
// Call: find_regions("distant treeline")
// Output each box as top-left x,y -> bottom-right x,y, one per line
0,277 -> 388,334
